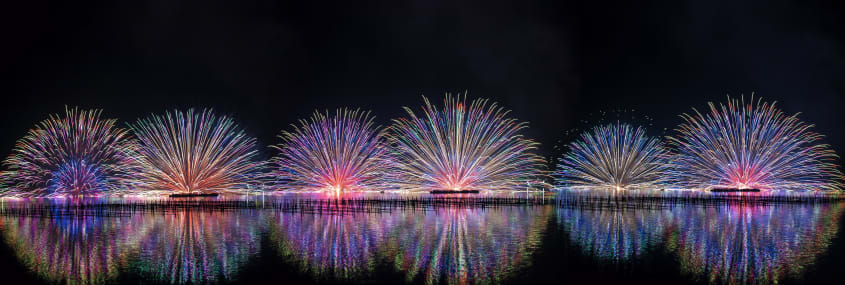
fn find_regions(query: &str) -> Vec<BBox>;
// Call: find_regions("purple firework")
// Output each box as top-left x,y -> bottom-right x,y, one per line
270,109 -> 393,192
1,107 -> 138,197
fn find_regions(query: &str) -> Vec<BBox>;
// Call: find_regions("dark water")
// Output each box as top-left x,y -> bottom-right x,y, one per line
0,196 -> 844,284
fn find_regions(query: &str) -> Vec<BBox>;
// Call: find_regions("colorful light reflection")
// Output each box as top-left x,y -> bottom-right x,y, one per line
665,204 -> 845,284
558,208 -> 670,262
560,202 -> 845,284
268,206 -> 551,283
134,210 -> 263,283
0,196 -> 841,284
0,214 -> 150,284
0,206 -> 262,284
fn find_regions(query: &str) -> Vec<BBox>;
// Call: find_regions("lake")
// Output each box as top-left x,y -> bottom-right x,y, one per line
0,194 -> 843,284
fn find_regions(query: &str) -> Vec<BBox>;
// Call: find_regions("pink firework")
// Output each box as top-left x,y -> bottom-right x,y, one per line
669,96 -> 844,191
271,109 -> 393,192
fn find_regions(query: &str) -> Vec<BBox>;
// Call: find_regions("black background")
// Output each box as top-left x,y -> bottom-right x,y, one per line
2,0 -> 843,160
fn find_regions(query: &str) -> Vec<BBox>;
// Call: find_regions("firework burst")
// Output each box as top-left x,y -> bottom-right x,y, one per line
387,94 -> 544,191
270,109 -> 393,192
0,107 -> 137,197
668,96 -> 844,191
556,123 -> 669,190
129,109 -> 261,193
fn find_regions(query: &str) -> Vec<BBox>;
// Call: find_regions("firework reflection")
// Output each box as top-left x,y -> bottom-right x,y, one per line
0,214 -> 150,284
665,204 -> 844,284
558,207 -> 671,262
135,210 -> 263,283
561,203 -> 844,284
268,206 -> 551,284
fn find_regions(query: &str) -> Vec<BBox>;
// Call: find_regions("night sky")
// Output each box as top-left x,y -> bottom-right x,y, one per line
2,0 -> 843,159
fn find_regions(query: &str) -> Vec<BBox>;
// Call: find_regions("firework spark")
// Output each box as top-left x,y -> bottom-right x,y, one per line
387,94 -> 544,191
0,107 -> 137,197
270,109 -> 393,192
556,123 -> 669,190
669,96 -> 844,191
129,109 -> 261,193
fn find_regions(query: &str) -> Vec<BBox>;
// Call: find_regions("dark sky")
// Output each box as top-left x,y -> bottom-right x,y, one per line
1,0 -> 843,159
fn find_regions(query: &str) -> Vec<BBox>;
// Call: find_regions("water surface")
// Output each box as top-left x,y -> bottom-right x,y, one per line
0,195 -> 843,284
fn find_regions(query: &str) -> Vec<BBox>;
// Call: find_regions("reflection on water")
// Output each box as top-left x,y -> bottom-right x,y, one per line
268,207 -> 552,283
665,204 -> 844,284
0,210 -> 262,284
0,214 -> 150,284
381,207 -> 550,283
269,212 -> 386,280
559,208 -> 670,262
133,211 -> 263,283
0,196 -> 843,284
562,203 -> 845,284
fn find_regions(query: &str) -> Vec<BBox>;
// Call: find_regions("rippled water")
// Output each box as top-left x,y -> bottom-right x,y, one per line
0,195 -> 843,284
